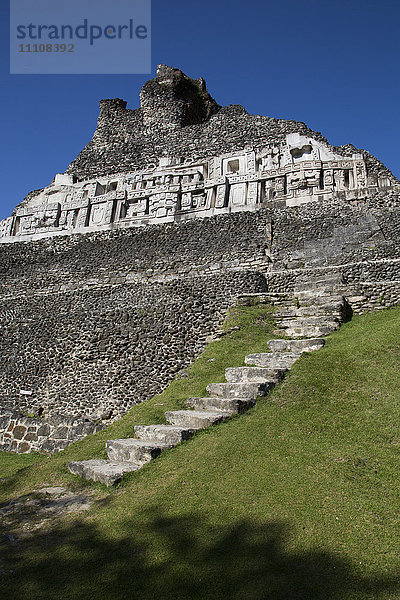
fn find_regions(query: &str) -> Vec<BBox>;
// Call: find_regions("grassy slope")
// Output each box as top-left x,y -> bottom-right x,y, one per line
0,452 -> 40,479
1,304 -> 400,600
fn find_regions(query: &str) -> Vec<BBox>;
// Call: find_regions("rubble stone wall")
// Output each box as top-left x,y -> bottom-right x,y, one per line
1,191 -> 399,453
0,272 -> 267,420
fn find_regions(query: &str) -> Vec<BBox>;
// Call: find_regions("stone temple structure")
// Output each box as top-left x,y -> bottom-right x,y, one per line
0,66 -> 396,243
0,65 -> 399,453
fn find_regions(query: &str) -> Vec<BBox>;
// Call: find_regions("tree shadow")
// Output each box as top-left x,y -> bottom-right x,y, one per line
0,508 -> 399,600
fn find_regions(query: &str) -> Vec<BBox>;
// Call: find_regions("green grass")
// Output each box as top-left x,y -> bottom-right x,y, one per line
1,304 -> 400,600
0,452 -> 41,479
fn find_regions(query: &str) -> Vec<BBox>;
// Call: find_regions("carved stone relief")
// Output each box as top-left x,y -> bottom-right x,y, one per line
0,135 -> 381,241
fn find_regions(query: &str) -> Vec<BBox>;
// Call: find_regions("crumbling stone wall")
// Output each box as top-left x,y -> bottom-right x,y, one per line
0,210 -> 270,297
67,99 -> 325,182
1,188 -> 399,453
64,66 -> 393,185
0,272 -> 267,421
268,192 -> 400,270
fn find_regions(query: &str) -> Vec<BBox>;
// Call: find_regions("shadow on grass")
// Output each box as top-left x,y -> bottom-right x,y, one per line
1,508 -> 399,600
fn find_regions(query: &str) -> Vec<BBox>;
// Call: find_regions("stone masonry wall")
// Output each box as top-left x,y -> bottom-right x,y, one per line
1,192 -> 399,297
0,411 -> 103,454
0,272 -> 267,422
0,210 -> 270,297
1,189 -> 399,452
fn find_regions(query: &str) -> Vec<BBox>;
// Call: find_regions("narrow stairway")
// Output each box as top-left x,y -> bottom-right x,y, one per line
68,278 -> 350,486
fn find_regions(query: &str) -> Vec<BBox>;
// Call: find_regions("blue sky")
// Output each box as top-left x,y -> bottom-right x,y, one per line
1,0 -> 399,220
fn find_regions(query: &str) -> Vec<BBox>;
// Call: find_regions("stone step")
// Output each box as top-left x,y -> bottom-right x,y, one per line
68,459 -> 142,487
295,289 -> 344,299
206,381 -> 274,398
282,328 -> 333,339
299,304 -> 345,317
186,396 -> 255,414
269,299 -> 299,308
274,313 -> 342,325
134,424 -> 197,445
165,409 -> 229,429
297,295 -> 345,307
267,338 -> 325,353
224,366 -> 286,383
283,322 -> 339,338
275,304 -> 344,318
106,438 -> 173,464
245,352 -> 300,369
295,277 -> 342,292
278,316 -> 340,328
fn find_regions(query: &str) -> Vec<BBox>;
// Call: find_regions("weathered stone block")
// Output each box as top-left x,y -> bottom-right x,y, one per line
165,410 -> 228,429
13,425 -> 27,440
68,460 -> 142,486
106,439 -> 172,464
245,352 -> 300,369
37,423 -> 51,436
134,425 -> 196,445
206,381 -> 274,399
19,442 -> 30,453
224,366 -> 286,383
51,426 -> 69,439
186,397 -> 255,414
267,338 -> 325,353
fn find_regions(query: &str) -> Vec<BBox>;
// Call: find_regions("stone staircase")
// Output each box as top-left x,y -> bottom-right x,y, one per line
68,275 -> 350,486
274,275 -> 351,339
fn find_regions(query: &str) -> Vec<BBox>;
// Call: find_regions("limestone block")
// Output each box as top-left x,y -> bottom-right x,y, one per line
106,438 -> 173,464
224,366 -> 286,383
165,410 -> 228,429
245,352 -> 301,369
267,338 -> 325,353
206,381 -> 274,399
68,460 -> 142,486
134,425 -> 196,445
229,183 -> 246,206
186,396 -> 255,414
215,183 -> 229,208
12,425 -> 26,440
54,173 -> 75,186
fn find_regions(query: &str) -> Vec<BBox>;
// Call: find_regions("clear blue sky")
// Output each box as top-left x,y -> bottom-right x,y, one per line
1,0 -> 399,220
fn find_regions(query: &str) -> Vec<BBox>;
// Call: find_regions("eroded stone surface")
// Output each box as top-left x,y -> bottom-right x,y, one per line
267,338 -> 326,353
165,410 -> 229,429
0,411 -> 104,454
68,459 -> 142,486
0,486 -> 92,540
224,366 -> 286,383
206,381 -> 274,399
245,352 -> 301,369
0,132 -> 373,243
105,439 -> 173,464
186,396 -> 255,414
134,425 -> 197,445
